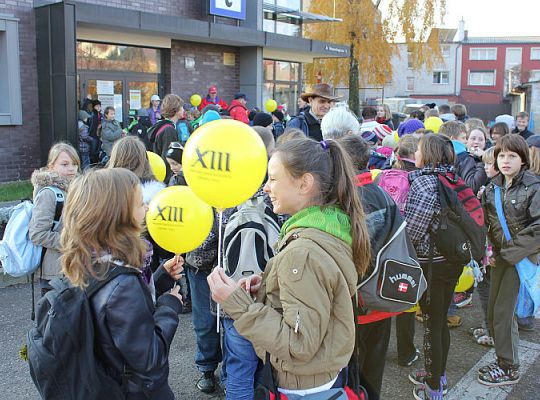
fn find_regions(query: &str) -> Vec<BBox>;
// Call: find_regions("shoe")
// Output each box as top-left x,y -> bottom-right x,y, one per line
454,292 -> 473,308
475,334 -> 494,347
413,383 -> 444,400
399,348 -> 421,367
197,371 -> 216,393
478,365 -> 520,386
517,317 -> 535,332
447,315 -> 462,328
408,371 -> 448,395
180,301 -> 192,314
478,361 -> 500,375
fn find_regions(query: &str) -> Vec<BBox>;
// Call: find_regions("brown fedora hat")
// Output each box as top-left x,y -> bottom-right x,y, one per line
300,83 -> 341,102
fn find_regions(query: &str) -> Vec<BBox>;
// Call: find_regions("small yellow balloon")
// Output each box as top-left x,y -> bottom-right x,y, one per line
146,186 -> 214,254
191,94 -> 202,107
455,266 -> 475,292
393,131 -> 400,143
265,99 -> 277,113
146,151 -> 166,182
183,119 -> 268,209
371,169 -> 382,179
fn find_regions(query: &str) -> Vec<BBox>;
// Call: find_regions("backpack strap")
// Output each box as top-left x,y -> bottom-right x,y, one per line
494,185 -> 512,242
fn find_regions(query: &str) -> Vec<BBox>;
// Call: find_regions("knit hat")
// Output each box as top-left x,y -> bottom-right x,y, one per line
272,110 -> 284,122
253,112 -> 273,127
495,114 -> 515,130
398,118 -> 425,137
424,116 -> 443,133
372,124 -> 392,141
381,133 -> 398,149
78,110 -> 90,122
165,145 -> 183,164
361,130 -> 378,145
202,104 -> 220,115
527,134 -> 540,149
200,110 -> 221,125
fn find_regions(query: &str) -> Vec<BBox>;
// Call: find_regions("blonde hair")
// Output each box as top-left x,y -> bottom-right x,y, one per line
482,147 -> 496,164
61,168 -> 146,287
465,118 -> 486,135
161,94 -> 184,118
276,128 -> 305,145
47,142 -> 80,169
530,147 -> 540,175
108,136 -> 155,181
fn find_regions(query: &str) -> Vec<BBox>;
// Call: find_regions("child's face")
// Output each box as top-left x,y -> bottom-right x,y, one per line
132,185 -> 148,226
484,161 -> 497,178
491,131 -> 502,144
167,158 -> 182,176
497,150 -> 523,180
49,151 -> 78,180
516,117 -> 529,132
456,131 -> 467,145
106,110 -> 115,120
467,129 -> 486,151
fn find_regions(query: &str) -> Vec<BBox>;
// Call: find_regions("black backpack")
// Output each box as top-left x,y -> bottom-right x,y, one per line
27,265 -> 140,400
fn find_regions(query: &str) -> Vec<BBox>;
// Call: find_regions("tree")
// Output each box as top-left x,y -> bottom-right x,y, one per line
304,0 -> 447,115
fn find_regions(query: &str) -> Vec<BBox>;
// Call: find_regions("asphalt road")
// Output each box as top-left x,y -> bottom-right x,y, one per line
1,282 -> 539,399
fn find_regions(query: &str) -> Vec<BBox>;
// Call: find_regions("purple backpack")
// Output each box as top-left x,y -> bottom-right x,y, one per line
377,170 -> 410,215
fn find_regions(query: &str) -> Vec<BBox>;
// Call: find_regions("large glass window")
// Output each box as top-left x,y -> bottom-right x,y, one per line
263,0 -> 302,37
77,42 -> 161,73
468,70 -> 496,86
264,59 -> 301,114
469,48 -> 497,61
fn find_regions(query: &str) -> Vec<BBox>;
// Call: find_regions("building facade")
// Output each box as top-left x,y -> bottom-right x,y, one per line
0,0 -> 347,182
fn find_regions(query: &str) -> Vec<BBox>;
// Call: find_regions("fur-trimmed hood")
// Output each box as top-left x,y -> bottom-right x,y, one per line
31,168 -> 71,195
141,179 -> 165,205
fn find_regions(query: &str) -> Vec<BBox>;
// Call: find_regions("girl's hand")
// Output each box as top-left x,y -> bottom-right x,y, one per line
163,255 -> 184,281
239,274 -> 262,295
207,268 -> 238,304
168,284 -> 183,303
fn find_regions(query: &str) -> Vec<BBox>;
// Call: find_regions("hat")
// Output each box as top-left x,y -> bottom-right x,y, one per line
208,86 -> 218,94
495,114 -> 515,130
202,104 -> 220,115
151,94 -> 160,102
272,110 -> 284,122
165,146 -> 183,164
78,110 -> 90,122
91,99 -> 101,107
381,134 -> 398,149
234,92 -> 248,100
137,108 -> 150,118
527,134 -> 540,149
398,118 -> 425,137
300,83 -> 341,102
424,116 -> 443,133
201,110 -> 221,125
372,124 -> 392,141
361,130 -> 378,145
253,112 -> 273,127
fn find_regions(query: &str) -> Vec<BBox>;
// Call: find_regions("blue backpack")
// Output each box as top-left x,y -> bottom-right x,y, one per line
0,186 -> 64,278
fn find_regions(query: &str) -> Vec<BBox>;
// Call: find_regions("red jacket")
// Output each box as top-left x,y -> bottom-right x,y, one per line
228,100 -> 249,124
199,95 -> 228,111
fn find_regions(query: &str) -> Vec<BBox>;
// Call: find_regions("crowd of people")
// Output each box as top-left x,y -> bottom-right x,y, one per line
20,82 -> 540,400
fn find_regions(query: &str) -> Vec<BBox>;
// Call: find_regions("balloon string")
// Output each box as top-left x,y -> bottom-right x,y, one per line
216,208 -> 223,334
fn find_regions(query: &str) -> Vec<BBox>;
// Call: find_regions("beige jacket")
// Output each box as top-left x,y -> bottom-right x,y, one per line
221,227 -> 357,390
28,169 -> 69,280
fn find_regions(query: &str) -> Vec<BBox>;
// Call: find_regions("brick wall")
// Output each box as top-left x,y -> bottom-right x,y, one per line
170,41 -> 240,106
0,1 -> 41,183
76,0 -> 205,20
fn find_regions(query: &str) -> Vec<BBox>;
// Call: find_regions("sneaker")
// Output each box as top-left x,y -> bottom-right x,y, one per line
413,383 -> 444,400
517,317 -> 535,332
478,361 -> 500,375
454,292 -> 473,308
197,371 -> 216,393
399,348 -> 421,367
447,315 -> 462,328
478,365 -> 520,387
408,371 -> 448,395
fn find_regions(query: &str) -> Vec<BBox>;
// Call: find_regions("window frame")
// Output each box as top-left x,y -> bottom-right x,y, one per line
468,70 -> 496,86
469,47 -> 497,61
406,77 -> 415,91
441,45 -> 450,58
530,47 -> 540,60
432,71 -> 450,85
0,14 -> 22,126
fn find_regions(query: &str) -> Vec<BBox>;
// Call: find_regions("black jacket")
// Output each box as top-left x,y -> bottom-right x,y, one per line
455,151 -> 487,194
90,263 -> 181,398
482,170 -> 540,266
512,128 -> 535,140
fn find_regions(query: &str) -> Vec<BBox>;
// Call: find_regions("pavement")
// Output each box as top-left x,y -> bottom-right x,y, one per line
0,282 -> 539,400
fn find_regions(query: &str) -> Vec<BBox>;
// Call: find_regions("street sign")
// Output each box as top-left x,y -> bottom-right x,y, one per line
209,0 -> 246,20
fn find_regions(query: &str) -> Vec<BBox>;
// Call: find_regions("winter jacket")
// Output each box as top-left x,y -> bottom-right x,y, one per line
482,170 -> 540,266
90,261 -> 182,399
28,169 -> 70,280
101,119 -> 123,156
149,119 -> 178,179
129,116 -> 153,150
287,111 -> 323,141
512,128 -> 535,140
221,225 -> 357,390
452,140 -> 487,194
147,106 -> 161,126
88,110 -> 103,139
78,120 -> 90,154
229,100 -> 249,124
376,117 -> 394,130
199,95 -> 228,111
168,172 -> 187,187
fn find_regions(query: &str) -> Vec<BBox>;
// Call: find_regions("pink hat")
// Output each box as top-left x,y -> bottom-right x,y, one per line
208,86 -> 218,94
372,124 -> 392,141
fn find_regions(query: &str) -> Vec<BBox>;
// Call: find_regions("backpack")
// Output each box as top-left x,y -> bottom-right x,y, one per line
176,120 -> 191,145
0,186 -> 64,278
147,120 -> 175,144
27,265 -> 140,400
432,173 -> 486,264
377,170 -> 410,215
223,196 -> 280,282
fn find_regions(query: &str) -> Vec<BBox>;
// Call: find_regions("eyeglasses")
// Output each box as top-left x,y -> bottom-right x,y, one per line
168,142 -> 184,150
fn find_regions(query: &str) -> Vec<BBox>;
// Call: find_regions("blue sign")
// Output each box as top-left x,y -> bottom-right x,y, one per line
209,0 -> 246,20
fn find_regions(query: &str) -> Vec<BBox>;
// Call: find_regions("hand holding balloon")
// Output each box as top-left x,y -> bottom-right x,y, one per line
163,255 -> 184,281
207,268 -> 238,304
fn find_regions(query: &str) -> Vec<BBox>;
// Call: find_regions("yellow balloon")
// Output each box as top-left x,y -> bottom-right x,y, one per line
371,169 -> 382,179
404,303 -> 419,313
455,266 -> 475,292
393,131 -> 399,143
146,186 -> 214,254
182,119 -> 268,209
191,94 -> 202,107
146,151 -> 166,182
265,99 -> 277,113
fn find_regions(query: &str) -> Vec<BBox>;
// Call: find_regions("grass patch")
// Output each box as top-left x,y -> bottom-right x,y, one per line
0,181 -> 33,202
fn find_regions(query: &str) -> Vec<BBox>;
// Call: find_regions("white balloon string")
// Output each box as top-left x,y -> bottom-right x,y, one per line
216,208 -> 223,333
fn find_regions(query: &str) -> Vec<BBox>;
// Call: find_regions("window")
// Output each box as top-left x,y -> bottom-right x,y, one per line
407,52 -> 413,69
406,77 -> 415,91
469,47 -> 497,60
441,45 -> 450,58
468,70 -> 496,86
263,0 -> 302,37
528,70 -> 540,82
264,59 -> 300,114
0,16 -> 22,125
77,42 -> 161,73
433,71 -> 450,84
505,48 -> 522,70
531,47 -> 540,60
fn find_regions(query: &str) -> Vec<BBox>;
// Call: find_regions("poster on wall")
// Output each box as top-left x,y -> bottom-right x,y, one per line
97,80 -> 114,95
129,90 -> 141,110
98,94 -> 114,110
114,94 -> 123,122
209,0 -> 246,20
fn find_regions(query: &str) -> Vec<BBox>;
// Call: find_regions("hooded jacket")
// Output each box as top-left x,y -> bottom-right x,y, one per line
482,170 -> 540,266
101,118 -> 123,156
229,100 -> 249,124
221,207 -> 357,390
452,140 -> 487,194
28,169 -> 71,280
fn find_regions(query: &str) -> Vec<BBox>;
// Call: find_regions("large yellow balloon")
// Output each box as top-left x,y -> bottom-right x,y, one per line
265,99 -> 277,113
455,266 -> 475,292
191,94 -> 202,107
146,186 -> 213,254
146,151 -> 166,182
183,119 -> 268,209
371,169 -> 382,179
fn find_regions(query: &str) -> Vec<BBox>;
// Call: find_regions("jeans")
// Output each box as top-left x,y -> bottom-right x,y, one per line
186,266 -> 222,373
476,267 -> 491,330
81,152 -> 90,170
222,317 -> 261,400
